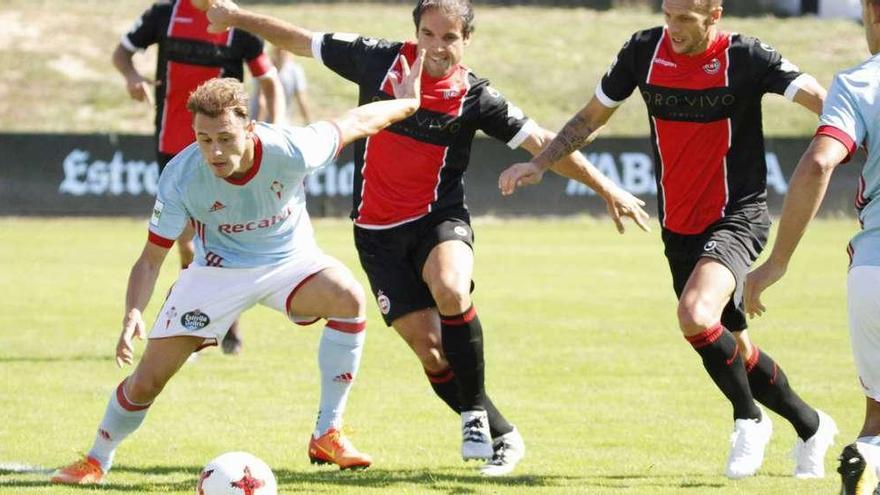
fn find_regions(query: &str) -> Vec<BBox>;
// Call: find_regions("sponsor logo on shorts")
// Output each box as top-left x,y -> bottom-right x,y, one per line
180,310 -> 210,331
703,240 -> 717,252
164,306 -> 178,330
454,225 -> 469,237
376,291 -> 391,315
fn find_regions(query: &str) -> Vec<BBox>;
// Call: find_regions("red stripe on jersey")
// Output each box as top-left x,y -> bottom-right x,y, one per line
158,2 -> 231,154
649,31 -> 732,234
159,63 -> 222,154
224,134 -> 263,185
816,125 -> 857,163
655,118 -> 731,234
357,131 -> 446,225
148,231 -> 175,248
248,53 -> 273,78
167,0 -> 232,45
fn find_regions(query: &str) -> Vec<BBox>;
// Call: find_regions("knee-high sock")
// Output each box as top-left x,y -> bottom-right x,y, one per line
87,378 -> 152,472
686,323 -> 761,421
440,305 -> 486,411
314,318 -> 365,437
745,346 -> 819,440
425,367 -> 513,438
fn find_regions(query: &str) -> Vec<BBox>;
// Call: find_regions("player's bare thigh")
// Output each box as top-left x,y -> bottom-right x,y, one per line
678,257 -> 736,337
288,265 -> 366,319
126,335 -> 205,404
422,240 -> 474,315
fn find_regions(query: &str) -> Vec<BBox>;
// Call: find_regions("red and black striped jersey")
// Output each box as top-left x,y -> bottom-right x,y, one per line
598,27 -> 813,235
121,0 -> 273,156
314,34 -> 535,228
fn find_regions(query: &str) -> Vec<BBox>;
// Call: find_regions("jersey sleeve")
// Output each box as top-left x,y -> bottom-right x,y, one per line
237,31 -> 274,78
147,167 -> 188,247
596,33 -> 640,108
476,85 -> 537,149
312,32 -> 399,84
120,4 -> 163,52
816,74 -> 863,163
749,38 -> 814,100
280,121 -> 342,173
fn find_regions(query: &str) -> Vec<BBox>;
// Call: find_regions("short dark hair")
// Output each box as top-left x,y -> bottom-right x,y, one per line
412,0 -> 475,38
186,78 -> 249,120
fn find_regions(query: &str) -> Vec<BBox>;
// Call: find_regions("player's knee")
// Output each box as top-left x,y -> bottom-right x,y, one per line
429,279 -> 469,314
677,300 -> 717,336
333,279 -> 367,317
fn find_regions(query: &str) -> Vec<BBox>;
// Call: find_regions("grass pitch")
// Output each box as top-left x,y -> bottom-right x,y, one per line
0,216 -> 862,494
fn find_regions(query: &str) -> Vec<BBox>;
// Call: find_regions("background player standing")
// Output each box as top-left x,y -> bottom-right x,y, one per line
501,0 -> 837,480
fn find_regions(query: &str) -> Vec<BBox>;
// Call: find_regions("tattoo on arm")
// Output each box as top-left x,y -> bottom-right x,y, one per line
539,113 -> 596,167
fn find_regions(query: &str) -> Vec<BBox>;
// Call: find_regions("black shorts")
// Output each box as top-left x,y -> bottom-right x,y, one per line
662,204 -> 770,332
354,211 -> 474,326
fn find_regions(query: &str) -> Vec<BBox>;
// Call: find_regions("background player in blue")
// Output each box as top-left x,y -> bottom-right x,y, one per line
502,0 -> 836,480
204,0 -> 651,476
50,56 -> 424,484
746,0 -> 880,492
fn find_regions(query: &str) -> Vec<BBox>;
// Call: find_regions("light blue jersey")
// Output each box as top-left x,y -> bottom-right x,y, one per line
818,53 -> 880,267
148,121 -> 340,268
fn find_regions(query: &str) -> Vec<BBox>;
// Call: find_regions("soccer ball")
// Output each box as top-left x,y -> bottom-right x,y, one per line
196,452 -> 277,495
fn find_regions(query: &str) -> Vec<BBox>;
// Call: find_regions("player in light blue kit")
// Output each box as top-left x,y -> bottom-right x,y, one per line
745,0 -> 880,492
51,52 -> 424,484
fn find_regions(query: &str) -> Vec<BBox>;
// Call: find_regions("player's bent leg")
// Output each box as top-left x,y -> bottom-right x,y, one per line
51,336 -> 204,484
679,259 -> 768,478
423,241 -> 492,461
288,266 -> 371,470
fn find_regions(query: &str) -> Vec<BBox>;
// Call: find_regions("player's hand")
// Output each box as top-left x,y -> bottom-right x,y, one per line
498,162 -> 545,196
601,186 -> 650,234
744,261 -> 787,318
116,308 -> 146,368
206,0 -> 239,33
389,49 -> 424,102
125,74 -> 154,107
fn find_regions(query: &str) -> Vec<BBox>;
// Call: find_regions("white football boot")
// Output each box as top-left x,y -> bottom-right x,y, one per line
480,427 -> 525,476
793,409 -> 838,479
725,407 -> 773,479
461,410 -> 493,461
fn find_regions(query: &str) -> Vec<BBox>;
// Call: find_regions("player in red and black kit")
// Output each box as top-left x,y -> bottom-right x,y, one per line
504,0 -> 837,480
112,0 -> 284,355
204,0 -> 649,475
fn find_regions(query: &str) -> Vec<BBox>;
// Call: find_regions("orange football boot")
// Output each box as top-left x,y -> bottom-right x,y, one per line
308,428 -> 372,470
50,456 -> 104,484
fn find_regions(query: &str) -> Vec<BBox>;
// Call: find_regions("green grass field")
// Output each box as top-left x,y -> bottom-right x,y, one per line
0,216 -> 863,493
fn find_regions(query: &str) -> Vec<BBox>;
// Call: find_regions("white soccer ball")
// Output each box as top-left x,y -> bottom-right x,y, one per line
196,452 -> 277,495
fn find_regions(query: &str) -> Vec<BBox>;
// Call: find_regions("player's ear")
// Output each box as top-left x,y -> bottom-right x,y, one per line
246,119 -> 255,136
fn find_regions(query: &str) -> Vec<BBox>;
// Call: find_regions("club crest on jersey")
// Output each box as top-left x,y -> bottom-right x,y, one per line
703,240 -> 718,252
703,58 -> 721,75
164,306 -> 178,330
376,291 -> 391,315
270,180 -> 284,199
181,310 -> 210,331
